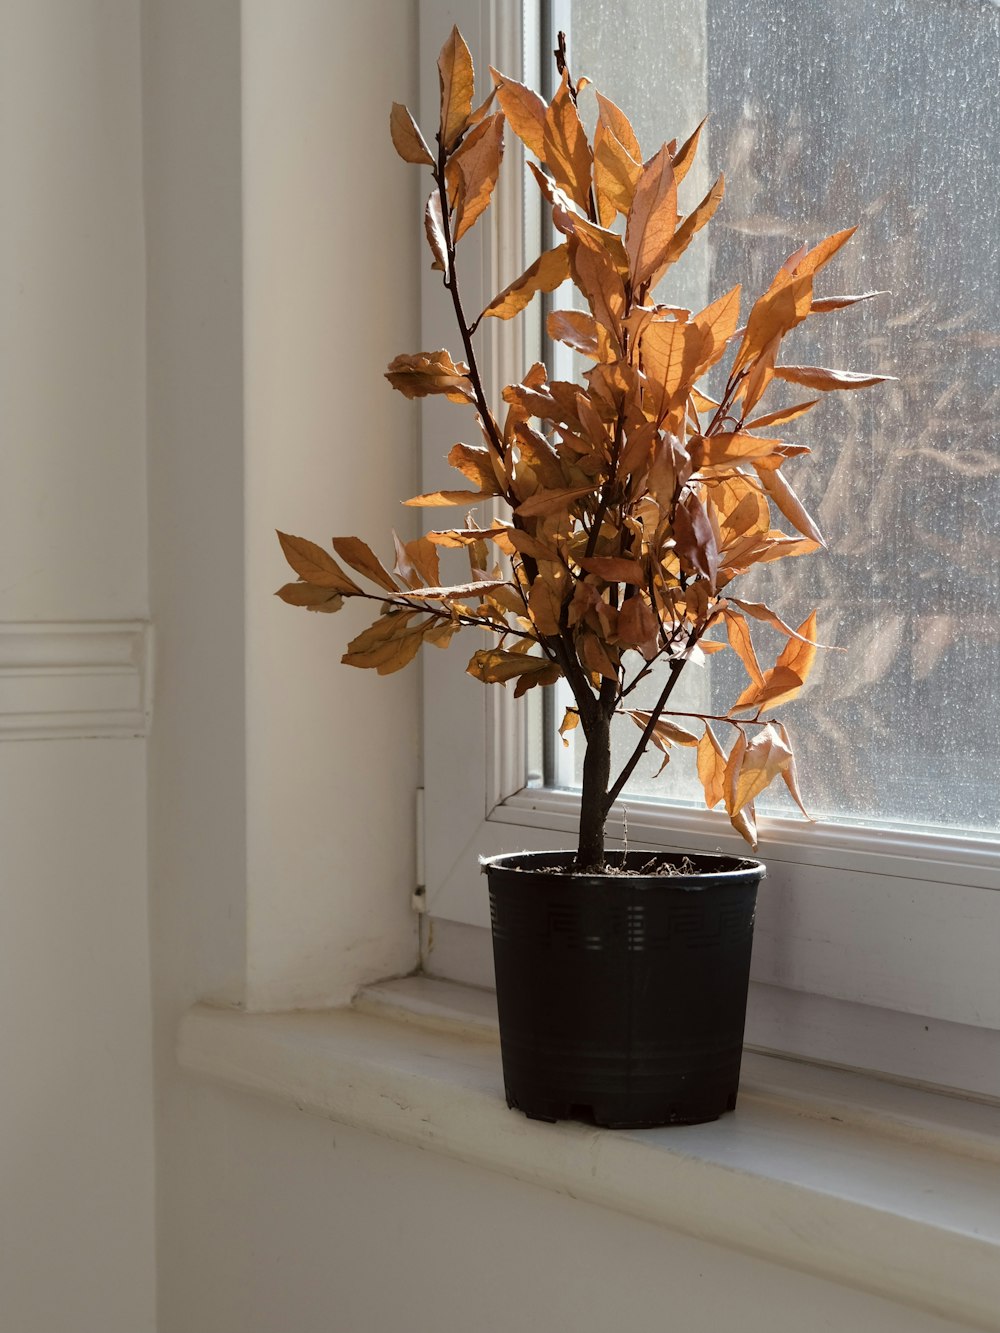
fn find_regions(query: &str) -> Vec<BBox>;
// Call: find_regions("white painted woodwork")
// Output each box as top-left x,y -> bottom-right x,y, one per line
0,621 -> 151,739
179,993 -> 1000,1333
240,0 -> 421,1010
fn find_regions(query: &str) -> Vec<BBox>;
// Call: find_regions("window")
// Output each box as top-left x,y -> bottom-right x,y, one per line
418,0 -> 1000,1097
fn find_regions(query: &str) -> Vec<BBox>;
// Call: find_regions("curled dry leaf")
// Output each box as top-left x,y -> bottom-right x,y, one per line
480,245 -> 570,321
774,365 -> 897,392
385,350 -> 474,402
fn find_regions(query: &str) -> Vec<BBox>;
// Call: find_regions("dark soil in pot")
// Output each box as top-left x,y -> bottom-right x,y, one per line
484,849 -> 764,1129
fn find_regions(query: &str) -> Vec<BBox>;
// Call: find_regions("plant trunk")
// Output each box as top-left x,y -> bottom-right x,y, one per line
575,710 -> 612,872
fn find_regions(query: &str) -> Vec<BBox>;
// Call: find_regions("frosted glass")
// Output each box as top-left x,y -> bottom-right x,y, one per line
537,0 -> 1000,836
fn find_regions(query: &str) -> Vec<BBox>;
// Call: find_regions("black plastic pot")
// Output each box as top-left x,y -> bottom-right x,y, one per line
484,849 -> 764,1129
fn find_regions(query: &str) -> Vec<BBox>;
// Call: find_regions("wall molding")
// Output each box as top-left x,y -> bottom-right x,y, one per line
0,621 -> 152,740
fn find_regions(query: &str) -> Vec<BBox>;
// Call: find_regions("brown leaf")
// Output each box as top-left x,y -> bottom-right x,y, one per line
723,609 -> 765,686
402,489 -> 493,506
673,491 -> 719,586
624,144 -> 678,290
393,532 -> 440,589
629,710 -> 699,747
438,26 -> 474,149
480,244 -> 569,321
753,465 -> 825,545
276,531 -> 362,593
732,275 -> 812,376
730,722 -> 794,814
616,595 -> 658,646
547,308 -> 599,359
275,582 -> 344,612
390,103 -> 434,166
385,349 -> 473,403
697,723 -> 727,809
593,117 -> 641,224
490,67 -> 547,157
576,555 -> 646,584
595,92 -> 641,161
746,400 -> 819,430
773,364 -> 896,392
727,599 -> 827,647
528,577 -> 563,636
661,173 -> 724,272
558,708 -> 580,746
343,611 -> 424,675
448,113 -> 504,241
690,285 -> 741,376
567,232 -> 626,341
810,290 -> 888,313
424,192 -> 447,272
467,647 -> 559,690
795,226 -> 856,277
447,442 -> 501,492
513,484 -> 596,519
730,612 -> 819,711
772,720 -> 812,819
543,69 -> 593,211
330,537 -> 399,593
671,118 -> 705,186
400,578 -> 510,601
641,319 -> 712,415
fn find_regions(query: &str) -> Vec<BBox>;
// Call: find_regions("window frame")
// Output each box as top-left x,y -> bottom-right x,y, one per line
418,0 -> 1000,1094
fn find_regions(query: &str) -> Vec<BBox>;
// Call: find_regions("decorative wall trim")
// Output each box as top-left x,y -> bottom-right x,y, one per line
0,621 -> 152,740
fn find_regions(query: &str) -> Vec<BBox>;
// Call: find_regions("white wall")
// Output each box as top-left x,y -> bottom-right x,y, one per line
0,3 -> 155,1331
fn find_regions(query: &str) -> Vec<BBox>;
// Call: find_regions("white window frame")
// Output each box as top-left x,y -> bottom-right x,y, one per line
418,0 -> 1000,1096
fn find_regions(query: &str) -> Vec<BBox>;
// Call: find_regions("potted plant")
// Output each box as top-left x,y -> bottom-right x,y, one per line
276,29 -> 890,1128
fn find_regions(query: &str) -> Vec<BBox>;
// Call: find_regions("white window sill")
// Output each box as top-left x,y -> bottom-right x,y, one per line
178,977 -> 1000,1332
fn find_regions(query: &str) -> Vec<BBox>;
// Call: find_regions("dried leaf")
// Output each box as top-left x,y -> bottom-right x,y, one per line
277,531 -> 362,593
593,117 -> 641,224
576,555 -> 646,584
490,67 -> 547,158
746,400 -> 819,430
697,723 -> 727,809
625,144 -> 678,290
385,349 -> 473,403
661,173 -> 724,272
753,465 -> 825,545
449,113 -> 504,241
513,484 -> 596,519
595,92 -> 641,162
402,489 -> 493,506
732,275 -> 813,376
438,26 -> 474,149
543,69 -> 593,211
730,612 -> 819,712
629,710 -> 699,747
390,103 -> 434,166
773,365 -> 896,392
558,708 -> 580,746
772,721 -> 812,819
727,599 -> 827,647
616,595 -> 658,646
480,244 -> 570,321
567,232 -> 626,340
275,582 -> 344,612
796,226 -> 856,277
811,290 -> 887,313
424,192 -> 448,272
528,577 -> 563,635
730,722 -> 794,814
547,308 -> 599,359
671,118 -> 705,186
330,536 -> 399,593
723,610 -> 765,686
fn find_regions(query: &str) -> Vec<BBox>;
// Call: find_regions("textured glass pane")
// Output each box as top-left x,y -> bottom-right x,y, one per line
537,0 -> 1000,836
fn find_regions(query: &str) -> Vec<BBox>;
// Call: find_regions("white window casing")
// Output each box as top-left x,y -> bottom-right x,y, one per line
417,0 -> 1000,1097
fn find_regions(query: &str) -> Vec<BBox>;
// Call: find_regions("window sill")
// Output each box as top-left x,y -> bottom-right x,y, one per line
178,978 -> 1000,1332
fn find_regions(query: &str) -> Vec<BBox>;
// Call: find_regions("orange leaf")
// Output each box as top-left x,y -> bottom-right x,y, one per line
625,143 -> 678,290
330,537 -> 399,593
671,118 -> 705,186
753,465 -> 825,545
389,103 -> 434,166
746,400 -> 819,430
480,244 -> 570,321
595,92 -> 641,161
438,27 -> 474,149
385,349 -> 473,403
795,226 -> 856,277
490,67 -> 547,158
402,489 -> 493,507
697,723 -> 727,809
514,484 -> 596,518
661,173 -> 725,272
773,365 -> 896,392
723,610 -> 765,686
576,555 -> 646,584
547,308 -> 599,359
449,113 -> 504,241
276,531 -> 362,593
543,69 -> 594,211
